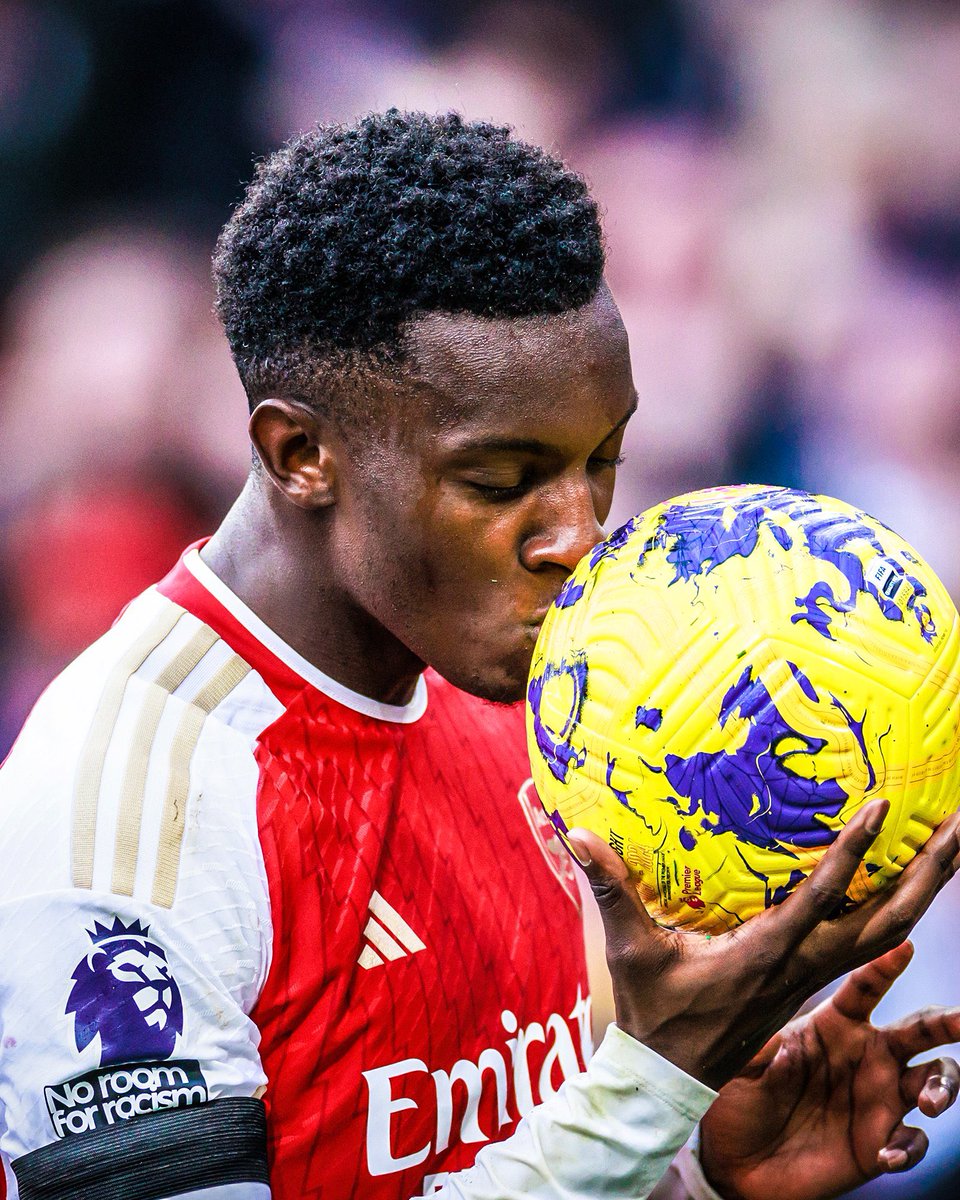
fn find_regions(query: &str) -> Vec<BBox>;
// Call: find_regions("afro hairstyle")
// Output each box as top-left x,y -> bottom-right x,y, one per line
213,110 -> 605,408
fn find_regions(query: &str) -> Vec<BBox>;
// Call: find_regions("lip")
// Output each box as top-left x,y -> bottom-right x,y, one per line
525,617 -> 547,643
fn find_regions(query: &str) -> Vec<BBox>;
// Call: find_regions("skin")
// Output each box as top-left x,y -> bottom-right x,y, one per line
204,281 -> 960,1196
698,941 -> 960,1199
205,284 -> 634,705
573,815 -> 960,1194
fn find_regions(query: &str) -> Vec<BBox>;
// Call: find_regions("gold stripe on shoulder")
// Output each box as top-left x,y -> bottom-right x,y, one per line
151,654 -> 251,909
72,606 -> 183,891
112,626 -> 220,897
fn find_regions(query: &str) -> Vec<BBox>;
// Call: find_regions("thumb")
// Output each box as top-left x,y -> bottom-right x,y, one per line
567,827 -> 660,944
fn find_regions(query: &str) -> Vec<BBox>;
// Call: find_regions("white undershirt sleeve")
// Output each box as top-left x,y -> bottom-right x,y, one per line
648,1135 -> 726,1200
427,1025 -> 717,1200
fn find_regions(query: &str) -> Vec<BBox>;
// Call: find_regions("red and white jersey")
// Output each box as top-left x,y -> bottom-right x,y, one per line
0,545 -> 714,1200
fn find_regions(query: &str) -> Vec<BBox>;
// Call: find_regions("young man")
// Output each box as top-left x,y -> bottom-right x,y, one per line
1,111 -> 959,1200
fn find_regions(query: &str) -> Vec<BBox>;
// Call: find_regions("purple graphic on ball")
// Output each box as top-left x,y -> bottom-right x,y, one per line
66,918 -> 184,1065
635,705 -> 663,732
605,752 -> 632,808
554,576 -> 586,609
588,517 -> 639,570
528,653 -> 589,783
663,662 -> 866,853
650,488 -> 936,643
653,499 -> 793,584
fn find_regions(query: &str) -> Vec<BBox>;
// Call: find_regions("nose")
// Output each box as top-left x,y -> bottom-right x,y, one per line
520,476 -> 605,573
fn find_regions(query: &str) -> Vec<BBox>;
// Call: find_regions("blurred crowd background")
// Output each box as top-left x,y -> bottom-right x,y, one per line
2,1 -> 960,1194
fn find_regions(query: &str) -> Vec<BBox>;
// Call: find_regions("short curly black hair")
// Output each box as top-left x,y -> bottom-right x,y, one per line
213,110 -> 605,407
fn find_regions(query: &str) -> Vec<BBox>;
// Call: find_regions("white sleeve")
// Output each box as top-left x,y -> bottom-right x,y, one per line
0,890 -> 266,1149
648,1137 -> 727,1200
0,890 -> 270,1199
422,1025 -> 717,1200
0,597 -> 278,1198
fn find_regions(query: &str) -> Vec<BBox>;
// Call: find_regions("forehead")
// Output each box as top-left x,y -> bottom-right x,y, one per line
396,287 -> 633,445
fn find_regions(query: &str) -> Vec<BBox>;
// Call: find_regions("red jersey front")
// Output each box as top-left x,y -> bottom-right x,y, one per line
162,547 -> 592,1197
251,676 -> 591,1197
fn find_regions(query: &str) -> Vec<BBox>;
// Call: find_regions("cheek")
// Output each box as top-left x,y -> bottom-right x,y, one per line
355,480 -> 519,624
420,517 -> 517,605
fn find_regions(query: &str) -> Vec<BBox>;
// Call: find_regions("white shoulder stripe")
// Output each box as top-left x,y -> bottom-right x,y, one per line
152,654 -> 250,908
73,603 -> 253,910
72,606 -> 184,890
111,626 -> 220,896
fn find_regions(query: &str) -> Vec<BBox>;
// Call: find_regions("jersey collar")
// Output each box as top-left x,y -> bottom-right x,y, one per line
158,541 -> 429,724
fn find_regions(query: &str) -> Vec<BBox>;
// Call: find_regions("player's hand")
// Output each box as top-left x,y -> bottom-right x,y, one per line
698,941 -> 960,1200
568,799 -> 960,1090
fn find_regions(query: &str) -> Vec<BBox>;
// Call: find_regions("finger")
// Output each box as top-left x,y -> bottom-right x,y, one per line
887,1006 -> 960,1062
880,808 -> 960,913
830,941 -> 914,1023
738,1029 -> 785,1073
759,799 -> 888,949
808,809 -> 960,970
901,1056 -> 960,1118
566,827 -> 662,945
878,1123 -> 928,1173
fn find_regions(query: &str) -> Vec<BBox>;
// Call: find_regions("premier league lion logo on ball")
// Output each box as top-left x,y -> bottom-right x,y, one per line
66,917 -> 184,1064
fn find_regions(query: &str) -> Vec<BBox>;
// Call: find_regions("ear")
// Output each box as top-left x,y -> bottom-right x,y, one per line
248,399 -> 338,509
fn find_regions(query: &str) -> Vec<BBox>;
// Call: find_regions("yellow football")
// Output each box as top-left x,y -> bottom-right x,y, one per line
526,485 -> 960,933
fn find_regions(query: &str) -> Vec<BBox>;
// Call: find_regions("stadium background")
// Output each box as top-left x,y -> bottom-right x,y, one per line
1,1 -> 959,1194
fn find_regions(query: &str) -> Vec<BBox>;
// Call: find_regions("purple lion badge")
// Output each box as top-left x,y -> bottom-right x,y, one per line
66,917 -> 184,1065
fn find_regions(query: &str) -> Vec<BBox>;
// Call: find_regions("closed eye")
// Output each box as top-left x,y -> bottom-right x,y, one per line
588,454 -> 625,471
467,479 -> 529,502
466,454 -> 624,502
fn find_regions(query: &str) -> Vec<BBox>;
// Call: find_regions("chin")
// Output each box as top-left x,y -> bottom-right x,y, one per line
468,677 -> 528,706
428,632 -> 535,705
434,657 -> 529,706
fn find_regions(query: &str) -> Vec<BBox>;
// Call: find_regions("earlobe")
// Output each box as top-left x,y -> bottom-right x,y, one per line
248,399 -> 338,510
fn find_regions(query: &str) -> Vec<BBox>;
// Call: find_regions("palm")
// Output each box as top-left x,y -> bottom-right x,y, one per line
701,943 -> 960,1200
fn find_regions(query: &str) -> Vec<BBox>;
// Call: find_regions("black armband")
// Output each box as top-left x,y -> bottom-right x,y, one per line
13,1097 -> 269,1200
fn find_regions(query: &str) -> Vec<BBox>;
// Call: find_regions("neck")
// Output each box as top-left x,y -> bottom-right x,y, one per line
201,477 -> 426,706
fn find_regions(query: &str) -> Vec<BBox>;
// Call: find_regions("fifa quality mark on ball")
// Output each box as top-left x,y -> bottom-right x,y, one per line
527,653 -> 588,783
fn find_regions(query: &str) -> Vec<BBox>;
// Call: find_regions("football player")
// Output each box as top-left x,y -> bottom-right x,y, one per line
1,111 -> 959,1200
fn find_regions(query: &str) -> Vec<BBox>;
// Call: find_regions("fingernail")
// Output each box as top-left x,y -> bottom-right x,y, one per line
865,801 -> 888,836
880,1148 -> 908,1171
568,837 -> 592,867
929,1080 -> 952,1112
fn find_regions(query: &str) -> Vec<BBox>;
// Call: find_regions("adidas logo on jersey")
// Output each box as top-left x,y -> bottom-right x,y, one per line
358,891 -> 426,969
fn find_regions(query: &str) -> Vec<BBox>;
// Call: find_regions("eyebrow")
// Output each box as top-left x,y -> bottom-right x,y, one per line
452,393 -> 639,456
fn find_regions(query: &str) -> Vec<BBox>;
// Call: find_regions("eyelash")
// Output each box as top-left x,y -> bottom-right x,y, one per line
592,454 -> 625,470
470,455 -> 626,502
